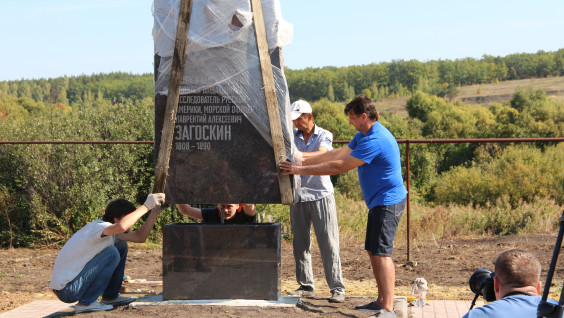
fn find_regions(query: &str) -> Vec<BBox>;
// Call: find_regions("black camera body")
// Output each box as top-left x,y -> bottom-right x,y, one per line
469,269 -> 496,302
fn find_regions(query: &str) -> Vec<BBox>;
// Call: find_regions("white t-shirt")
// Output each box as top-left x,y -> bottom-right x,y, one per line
49,220 -> 115,290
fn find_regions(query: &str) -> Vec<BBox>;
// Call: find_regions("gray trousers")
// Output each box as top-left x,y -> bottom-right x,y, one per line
290,194 -> 345,294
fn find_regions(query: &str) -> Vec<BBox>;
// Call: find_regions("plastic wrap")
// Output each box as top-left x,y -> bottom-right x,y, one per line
152,0 -> 294,150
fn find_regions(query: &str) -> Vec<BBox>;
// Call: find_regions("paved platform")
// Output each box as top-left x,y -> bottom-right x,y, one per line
0,300 -> 74,318
410,300 -> 484,318
0,299 -> 483,318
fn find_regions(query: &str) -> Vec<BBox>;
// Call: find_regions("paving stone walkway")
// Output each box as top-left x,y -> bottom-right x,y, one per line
0,299 -> 484,318
410,300 -> 483,318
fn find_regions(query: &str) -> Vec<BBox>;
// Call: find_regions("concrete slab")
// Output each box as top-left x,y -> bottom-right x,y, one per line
0,300 -> 74,318
131,294 -> 299,308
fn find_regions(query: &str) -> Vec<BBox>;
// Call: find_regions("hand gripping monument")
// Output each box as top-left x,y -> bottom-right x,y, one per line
152,0 -> 294,301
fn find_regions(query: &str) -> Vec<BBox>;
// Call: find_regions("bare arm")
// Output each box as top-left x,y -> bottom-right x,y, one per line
300,146 -> 329,160
119,209 -> 160,243
280,149 -> 365,176
242,204 -> 256,217
176,204 -> 203,220
102,205 -> 151,237
303,146 -> 351,165
101,193 -> 165,237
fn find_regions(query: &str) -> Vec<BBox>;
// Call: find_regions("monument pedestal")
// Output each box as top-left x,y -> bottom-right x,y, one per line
162,223 -> 281,300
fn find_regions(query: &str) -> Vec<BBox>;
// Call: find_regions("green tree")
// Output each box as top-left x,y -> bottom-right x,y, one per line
509,87 -> 546,112
406,91 -> 447,121
326,83 -> 335,102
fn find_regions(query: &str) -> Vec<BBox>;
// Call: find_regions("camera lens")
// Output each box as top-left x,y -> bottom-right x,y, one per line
469,269 -> 496,302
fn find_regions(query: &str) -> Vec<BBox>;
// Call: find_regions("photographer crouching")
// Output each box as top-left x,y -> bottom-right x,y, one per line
464,249 -> 558,318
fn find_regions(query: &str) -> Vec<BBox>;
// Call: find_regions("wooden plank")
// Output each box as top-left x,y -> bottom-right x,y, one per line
153,0 -> 194,194
250,0 -> 294,204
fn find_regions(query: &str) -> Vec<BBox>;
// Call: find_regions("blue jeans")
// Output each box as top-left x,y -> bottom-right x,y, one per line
56,240 -> 128,305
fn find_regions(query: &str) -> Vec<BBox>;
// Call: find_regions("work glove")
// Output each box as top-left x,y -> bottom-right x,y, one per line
144,193 -> 165,210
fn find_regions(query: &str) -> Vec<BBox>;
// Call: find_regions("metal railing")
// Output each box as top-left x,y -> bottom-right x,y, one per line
2,137 -> 564,261
336,137 -> 564,261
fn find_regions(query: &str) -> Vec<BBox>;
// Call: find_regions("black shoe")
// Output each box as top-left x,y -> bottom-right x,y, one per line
355,300 -> 383,311
287,286 -> 315,297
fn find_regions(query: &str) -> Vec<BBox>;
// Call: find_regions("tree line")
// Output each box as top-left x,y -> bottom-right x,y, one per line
286,49 -> 564,102
0,72 -> 153,107
1,49 -> 563,108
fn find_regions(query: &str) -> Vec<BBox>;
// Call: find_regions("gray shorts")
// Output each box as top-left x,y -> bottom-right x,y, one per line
365,197 -> 406,257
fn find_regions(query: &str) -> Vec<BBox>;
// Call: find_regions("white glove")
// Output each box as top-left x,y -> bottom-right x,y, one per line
144,193 -> 165,210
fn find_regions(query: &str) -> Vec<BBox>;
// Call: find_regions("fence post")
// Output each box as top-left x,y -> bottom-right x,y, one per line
406,140 -> 411,262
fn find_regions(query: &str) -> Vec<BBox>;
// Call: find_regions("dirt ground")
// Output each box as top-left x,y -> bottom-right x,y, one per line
1,234 -> 563,317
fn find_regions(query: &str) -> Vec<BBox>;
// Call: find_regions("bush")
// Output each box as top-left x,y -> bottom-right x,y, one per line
428,144 -> 564,208
406,91 -> 448,121
0,98 -> 159,247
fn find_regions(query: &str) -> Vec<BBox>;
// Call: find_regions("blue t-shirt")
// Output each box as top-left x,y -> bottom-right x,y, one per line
462,295 -> 557,318
348,122 -> 407,208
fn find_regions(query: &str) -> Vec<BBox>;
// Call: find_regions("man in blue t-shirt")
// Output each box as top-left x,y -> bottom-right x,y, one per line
280,95 -> 407,317
463,249 -> 557,318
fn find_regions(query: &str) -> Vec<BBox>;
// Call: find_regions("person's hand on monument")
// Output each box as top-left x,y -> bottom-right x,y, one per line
279,160 -> 301,175
143,193 -> 166,210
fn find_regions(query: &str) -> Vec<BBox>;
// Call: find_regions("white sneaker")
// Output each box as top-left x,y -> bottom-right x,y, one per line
75,301 -> 113,313
100,295 -> 137,306
369,309 -> 397,318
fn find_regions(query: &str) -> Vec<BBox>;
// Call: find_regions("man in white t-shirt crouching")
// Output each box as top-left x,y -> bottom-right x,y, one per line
49,193 -> 165,314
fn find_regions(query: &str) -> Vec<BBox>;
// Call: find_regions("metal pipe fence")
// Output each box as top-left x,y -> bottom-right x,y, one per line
2,137 -> 564,261
336,137 -> 564,261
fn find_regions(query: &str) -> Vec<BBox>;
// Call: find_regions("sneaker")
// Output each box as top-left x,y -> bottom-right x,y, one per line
355,300 -> 383,311
100,295 -> 137,306
287,286 -> 315,297
369,309 -> 397,317
328,291 -> 345,303
75,301 -> 113,313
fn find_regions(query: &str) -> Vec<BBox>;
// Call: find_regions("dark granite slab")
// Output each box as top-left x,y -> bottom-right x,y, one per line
154,47 -> 291,204
162,223 -> 281,301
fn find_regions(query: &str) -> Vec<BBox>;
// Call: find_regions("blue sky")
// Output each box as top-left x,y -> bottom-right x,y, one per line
1,0 -> 563,81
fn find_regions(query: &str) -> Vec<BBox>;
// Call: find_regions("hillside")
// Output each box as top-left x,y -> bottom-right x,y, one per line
374,76 -> 564,116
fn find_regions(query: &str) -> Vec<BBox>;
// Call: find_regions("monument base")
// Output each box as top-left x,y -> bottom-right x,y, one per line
162,223 -> 281,301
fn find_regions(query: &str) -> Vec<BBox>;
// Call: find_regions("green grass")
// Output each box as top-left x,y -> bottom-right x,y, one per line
255,193 -> 563,244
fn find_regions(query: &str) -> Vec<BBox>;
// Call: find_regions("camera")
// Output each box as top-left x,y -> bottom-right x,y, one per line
469,269 -> 496,302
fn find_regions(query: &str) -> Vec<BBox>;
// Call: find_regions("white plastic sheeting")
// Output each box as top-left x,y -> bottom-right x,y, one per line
152,0 -> 294,150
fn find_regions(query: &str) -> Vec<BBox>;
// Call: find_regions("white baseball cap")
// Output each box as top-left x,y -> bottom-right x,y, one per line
290,100 -> 312,120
